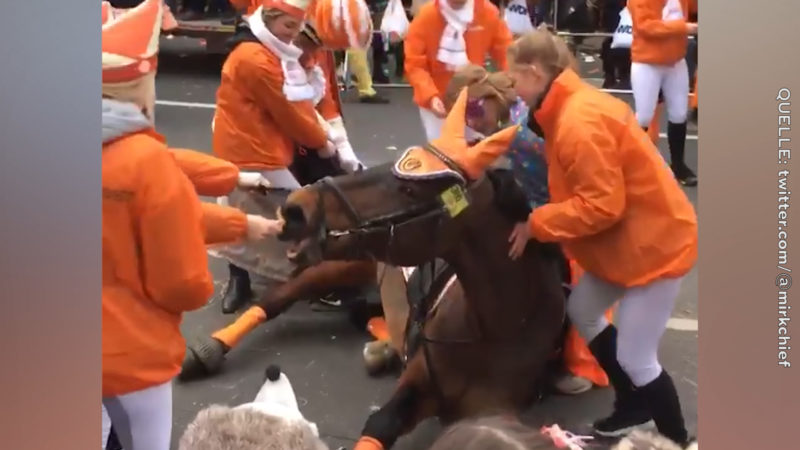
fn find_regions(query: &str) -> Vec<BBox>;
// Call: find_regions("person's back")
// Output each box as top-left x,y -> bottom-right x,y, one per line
537,69 -> 697,287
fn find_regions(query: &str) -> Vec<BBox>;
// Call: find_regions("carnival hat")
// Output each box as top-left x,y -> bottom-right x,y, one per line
308,0 -> 373,50
393,88 -> 519,183
101,0 -> 163,83
262,0 -> 315,19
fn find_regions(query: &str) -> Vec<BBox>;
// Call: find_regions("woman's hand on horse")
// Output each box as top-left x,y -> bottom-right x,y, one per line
430,97 -> 447,118
508,221 -> 532,260
246,215 -> 285,241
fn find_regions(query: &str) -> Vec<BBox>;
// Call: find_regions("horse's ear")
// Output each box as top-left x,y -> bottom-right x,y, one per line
439,88 -> 469,142
461,125 -> 520,179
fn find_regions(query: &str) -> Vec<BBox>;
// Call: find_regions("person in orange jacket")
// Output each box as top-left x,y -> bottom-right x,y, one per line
404,0 -> 512,141
211,0 -> 365,314
101,1 -> 215,448
506,30 -> 697,445
628,0 -> 698,186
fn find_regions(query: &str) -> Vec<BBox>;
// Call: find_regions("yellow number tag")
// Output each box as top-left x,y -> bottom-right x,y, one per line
440,185 -> 470,217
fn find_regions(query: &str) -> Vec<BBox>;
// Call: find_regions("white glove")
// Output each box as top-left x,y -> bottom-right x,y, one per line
245,214 -> 284,241
315,112 -> 337,158
327,116 -> 365,173
237,172 -> 270,189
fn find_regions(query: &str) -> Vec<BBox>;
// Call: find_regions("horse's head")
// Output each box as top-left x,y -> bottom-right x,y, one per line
279,89 -> 520,267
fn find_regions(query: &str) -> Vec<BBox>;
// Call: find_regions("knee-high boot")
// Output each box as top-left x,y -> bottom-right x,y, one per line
588,325 -> 655,437
638,370 -> 690,445
667,121 -> 698,186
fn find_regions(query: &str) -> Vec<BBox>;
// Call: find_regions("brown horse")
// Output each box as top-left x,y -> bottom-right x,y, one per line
278,91 -> 567,446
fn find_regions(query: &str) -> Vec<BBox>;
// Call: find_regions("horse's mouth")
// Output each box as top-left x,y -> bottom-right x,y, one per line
286,237 -> 313,263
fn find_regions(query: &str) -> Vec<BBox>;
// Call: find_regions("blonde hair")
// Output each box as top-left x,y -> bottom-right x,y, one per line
612,430 -> 697,450
507,26 -> 578,76
429,416 -> 561,450
444,64 -> 518,122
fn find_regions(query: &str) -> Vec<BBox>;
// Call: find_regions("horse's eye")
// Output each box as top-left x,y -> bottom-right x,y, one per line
399,185 -> 414,196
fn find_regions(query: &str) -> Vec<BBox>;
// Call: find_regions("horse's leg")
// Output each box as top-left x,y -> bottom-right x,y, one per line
179,260 -> 375,380
354,354 -> 438,450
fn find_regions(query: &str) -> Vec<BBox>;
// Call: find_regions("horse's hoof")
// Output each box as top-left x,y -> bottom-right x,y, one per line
363,341 -> 399,377
178,337 -> 227,381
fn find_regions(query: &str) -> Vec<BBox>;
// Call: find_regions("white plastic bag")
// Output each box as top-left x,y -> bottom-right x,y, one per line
610,7 -> 633,49
380,0 -> 410,41
503,0 -> 535,37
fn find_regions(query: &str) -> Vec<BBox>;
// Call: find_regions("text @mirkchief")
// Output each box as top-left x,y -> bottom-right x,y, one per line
777,88 -> 792,368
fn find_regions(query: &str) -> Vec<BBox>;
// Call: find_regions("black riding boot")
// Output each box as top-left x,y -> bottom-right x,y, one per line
221,264 -> 252,314
588,325 -> 654,437
667,121 -> 698,186
638,370 -> 689,445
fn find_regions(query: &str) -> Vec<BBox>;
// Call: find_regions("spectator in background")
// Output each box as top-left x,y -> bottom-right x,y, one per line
178,0 -> 237,22
600,0 -> 631,89
345,0 -> 391,104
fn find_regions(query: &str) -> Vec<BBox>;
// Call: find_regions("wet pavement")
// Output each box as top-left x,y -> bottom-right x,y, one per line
156,37 -> 699,449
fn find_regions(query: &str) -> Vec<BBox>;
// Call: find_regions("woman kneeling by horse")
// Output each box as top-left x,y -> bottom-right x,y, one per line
505,30 -> 697,445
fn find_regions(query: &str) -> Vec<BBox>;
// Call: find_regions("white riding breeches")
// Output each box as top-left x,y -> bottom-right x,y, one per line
631,59 -> 690,126
567,272 -> 683,387
102,380 -> 173,450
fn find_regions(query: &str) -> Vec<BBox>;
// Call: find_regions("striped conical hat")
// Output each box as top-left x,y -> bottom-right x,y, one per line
101,0 -> 162,83
308,0 -> 373,50
263,0 -> 314,18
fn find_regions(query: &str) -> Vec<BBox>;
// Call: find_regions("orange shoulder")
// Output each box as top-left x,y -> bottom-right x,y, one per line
229,42 -> 284,84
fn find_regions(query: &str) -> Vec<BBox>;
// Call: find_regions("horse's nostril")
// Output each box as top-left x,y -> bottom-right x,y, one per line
283,204 -> 307,226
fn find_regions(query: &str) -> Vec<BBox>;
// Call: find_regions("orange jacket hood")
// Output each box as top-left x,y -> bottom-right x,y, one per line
529,69 -> 698,287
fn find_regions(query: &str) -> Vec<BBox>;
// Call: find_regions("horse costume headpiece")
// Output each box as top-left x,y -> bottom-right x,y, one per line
393,88 -> 520,183
178,365 -> 328,450
101,0 -> 163,83
308,0 -> 374,50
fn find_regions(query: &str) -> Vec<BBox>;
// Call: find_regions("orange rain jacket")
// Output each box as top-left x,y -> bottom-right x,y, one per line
170,148 -> 250,245
102,130 -> 214,397
628,0 -> 690,65
404,0 -> 512,109
213,39 -> 328,170
529,69 -> 698,287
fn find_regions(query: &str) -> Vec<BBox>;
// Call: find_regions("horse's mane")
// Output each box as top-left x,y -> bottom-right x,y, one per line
484,168 -> 567,266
